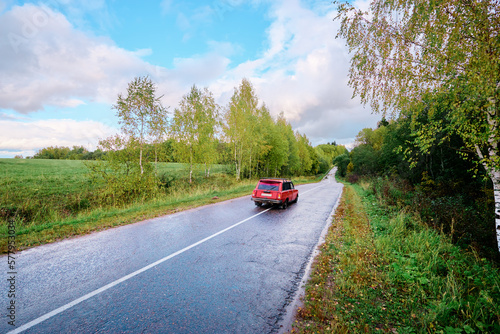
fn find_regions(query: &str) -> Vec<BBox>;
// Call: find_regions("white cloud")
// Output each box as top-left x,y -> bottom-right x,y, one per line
0,4 -> 150,113
0,4 -> 231,116
0,112 -> 29,121
172,53 -> 231,86
0,150 -> 33,158
0,119 -> 117,156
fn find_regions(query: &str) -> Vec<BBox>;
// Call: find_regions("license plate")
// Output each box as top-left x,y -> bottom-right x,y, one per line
261,193 -> 272,197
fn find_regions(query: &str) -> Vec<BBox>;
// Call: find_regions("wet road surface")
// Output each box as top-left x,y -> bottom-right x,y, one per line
2,170 -> 342,334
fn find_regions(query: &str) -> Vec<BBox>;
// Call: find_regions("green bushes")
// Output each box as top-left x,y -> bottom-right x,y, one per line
334,115 -> 499,259
86,159 -> 159,206
366,175 -> 498,261
333,153 -> 350,177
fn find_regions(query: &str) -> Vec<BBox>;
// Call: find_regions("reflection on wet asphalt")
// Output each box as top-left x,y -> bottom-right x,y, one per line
2,170 -> 343,334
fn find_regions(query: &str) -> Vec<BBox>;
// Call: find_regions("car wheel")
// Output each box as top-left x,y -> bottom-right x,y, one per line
255,202 -> 262,207
282,200 -> 288,209
294,195 -> 298,203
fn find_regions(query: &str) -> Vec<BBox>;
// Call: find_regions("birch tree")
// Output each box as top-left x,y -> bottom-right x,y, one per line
296,132 -> 313,175
196,87 -> 220,177
223,78 -> 259,180
335,0 -> 500,253
171,85 -> 220,183
277,112 -> 300,176
262,111 -> 288,177
113,76 -> 168,175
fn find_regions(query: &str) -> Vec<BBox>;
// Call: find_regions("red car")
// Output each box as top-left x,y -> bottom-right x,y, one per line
251,178 -> 298,209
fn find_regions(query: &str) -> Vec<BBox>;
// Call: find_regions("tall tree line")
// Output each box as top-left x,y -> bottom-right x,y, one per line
171,78 -> 339,179
98,76 -> 343,182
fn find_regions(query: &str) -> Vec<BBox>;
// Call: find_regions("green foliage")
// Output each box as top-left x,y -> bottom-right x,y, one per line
333,153 -> 350,177
86,135 -> 159,206
350,144 -> 379,175
316,142 -> 348,163
32,145 -> 102,160
364,185 -> 500,333
146,139 -> 175,163
258,106 -> 288,177
296,133 -> 311,174
223,78 -> 259,180
281,115 -> 301,176
313,147 -> 332,175
369,175 -> 497,261
341,114 -> 498,258
335,0 -> 500,116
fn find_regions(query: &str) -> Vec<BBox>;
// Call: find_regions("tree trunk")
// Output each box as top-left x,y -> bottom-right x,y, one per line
155,144 -> 158,170
236,142 -> 243,180
249,148 -> 252,180
189,147 -> 193,184
475,95 -> 500,254
492,170 -> 500,253
189,159 -> 192,184
487,96 -> 500,254
139,147 -> 144,175
235,162 -> 240,180
234,141 -> 240,180
140,119 -> 144,175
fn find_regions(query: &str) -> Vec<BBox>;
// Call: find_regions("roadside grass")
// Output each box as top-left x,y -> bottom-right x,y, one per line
290,183 -> 500,333
0,158 -> 323,253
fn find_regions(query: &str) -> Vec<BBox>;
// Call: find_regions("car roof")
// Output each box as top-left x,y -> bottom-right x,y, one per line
258,178 -> 291,182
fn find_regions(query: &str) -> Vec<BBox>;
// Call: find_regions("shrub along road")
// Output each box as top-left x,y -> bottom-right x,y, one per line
2,171 -> 342,334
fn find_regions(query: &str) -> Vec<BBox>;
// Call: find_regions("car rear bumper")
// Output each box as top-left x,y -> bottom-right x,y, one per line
251,197 -> 282,205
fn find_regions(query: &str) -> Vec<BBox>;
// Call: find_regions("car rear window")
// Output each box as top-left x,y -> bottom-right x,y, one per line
257,181 -> 280,191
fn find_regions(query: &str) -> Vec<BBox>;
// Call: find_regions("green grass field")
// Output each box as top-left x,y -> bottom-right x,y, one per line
0,159 -> 229,221
1,159 -> 94,224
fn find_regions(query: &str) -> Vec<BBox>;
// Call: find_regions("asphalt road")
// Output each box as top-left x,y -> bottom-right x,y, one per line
2,170 -> 343,334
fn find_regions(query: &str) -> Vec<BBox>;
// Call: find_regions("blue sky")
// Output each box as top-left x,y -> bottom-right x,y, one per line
0,0 -> 380,158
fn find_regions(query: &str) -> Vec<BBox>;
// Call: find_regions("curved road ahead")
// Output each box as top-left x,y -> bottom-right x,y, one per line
2,170 -> 342,334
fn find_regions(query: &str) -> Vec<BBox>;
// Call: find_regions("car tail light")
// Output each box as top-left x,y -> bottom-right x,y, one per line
252,190 -> 256,197
278,193 -> 281,199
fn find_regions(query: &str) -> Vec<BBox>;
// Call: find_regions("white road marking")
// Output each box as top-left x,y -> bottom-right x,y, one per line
8,208 -> 272,334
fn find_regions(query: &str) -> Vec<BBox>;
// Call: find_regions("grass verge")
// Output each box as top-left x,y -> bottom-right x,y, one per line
290,183 -> 500,333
